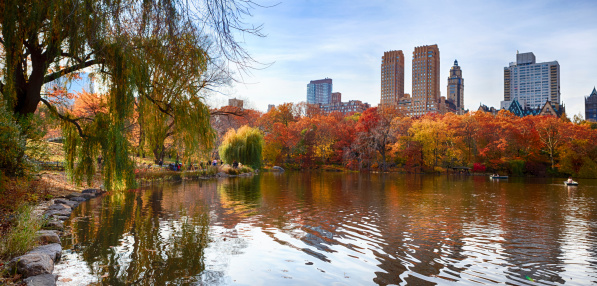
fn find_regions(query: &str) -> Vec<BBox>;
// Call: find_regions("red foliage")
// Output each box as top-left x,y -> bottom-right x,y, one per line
472,163 -> 486,173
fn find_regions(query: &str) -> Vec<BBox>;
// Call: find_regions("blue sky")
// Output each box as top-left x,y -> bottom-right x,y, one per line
224,0 -> 597,117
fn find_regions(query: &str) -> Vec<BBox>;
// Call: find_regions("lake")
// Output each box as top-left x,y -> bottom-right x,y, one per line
54,172 -> 597,285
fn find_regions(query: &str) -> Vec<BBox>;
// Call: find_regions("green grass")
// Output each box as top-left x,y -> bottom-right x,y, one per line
0,204 -> 43,260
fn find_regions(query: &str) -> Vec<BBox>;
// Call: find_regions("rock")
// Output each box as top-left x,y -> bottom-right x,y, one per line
65,192 -> 82,199
23,274 -> 57,286
36,230 -> 61,244
47,204 -> 71,211
54,215 -> 70,221
54,199 -> 78,208
272,166 -> 285,172
82,188 -> 100,195
43,209 -> 71,218
44,220 -> 64,230
28,243 -> 62,262
8,253 -> 54,278
216,172 -> 229,177
80,193 -> 95,200
70,196 -> 87,202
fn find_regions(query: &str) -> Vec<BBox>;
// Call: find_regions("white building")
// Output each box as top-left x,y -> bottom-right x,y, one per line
502,52 -> 560,110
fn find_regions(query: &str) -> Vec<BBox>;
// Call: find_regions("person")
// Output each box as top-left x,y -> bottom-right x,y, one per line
212,159 -> 217,166
233,160 -> 238,169
568,177 -> 574,183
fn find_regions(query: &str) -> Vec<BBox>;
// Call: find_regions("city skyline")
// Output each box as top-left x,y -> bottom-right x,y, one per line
226,0 -> 597,118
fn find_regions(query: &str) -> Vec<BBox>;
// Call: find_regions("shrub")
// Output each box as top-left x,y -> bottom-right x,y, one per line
509,160 -> 525,176
0,100 -> 26,177
472,163 -> 486,173
219,126 -> 264,169
578,157 -> 597,178
0,204 -> 43,259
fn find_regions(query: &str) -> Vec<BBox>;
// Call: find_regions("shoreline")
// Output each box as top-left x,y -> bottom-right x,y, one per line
0,168 -> 255,285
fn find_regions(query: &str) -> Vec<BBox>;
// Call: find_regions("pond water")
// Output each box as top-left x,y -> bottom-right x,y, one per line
54,173 -> 597,285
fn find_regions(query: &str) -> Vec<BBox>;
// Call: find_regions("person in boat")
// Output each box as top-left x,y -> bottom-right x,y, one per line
567,177 -> 574,183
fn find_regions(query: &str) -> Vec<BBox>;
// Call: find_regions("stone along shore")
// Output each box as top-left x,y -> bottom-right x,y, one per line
6,189 -> 104,286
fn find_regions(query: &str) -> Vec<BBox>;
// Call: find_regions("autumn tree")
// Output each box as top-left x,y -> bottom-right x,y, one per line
0,0 -> 263,189
536,116 -> 566,170
354,107 -> 398,171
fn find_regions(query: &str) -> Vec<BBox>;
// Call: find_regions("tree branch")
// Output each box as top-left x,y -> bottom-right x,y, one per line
40,97 -> 86,139
43,59 -> 101,84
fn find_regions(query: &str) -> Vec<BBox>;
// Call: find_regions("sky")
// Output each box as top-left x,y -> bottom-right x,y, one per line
220,0 -> 597,117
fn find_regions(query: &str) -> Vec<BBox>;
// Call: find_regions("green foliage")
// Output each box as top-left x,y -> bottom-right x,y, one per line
1,0 -> 258,191
219,126 -> 264,169
0,204 -> 42,259
0,100 -> 26,176
509,160 -> 525,176
577,157 -> 597,178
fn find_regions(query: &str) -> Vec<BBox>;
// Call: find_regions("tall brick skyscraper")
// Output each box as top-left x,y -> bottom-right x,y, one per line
411,45 -> 440,116
447,60 -> 464,114
380,50 -> 405,107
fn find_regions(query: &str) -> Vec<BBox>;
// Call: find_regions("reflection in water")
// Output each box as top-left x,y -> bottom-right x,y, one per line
55,173 -> 597,285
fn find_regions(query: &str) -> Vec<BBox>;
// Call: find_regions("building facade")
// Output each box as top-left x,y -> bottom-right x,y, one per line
320,100 -> 371,115
331,92 -> 342,104
502,52 -> 560,110
586,87 -> 597,122
307,78 -> 333,104
228,98 -> 244,109
447,60 -> 464,115
411,45 -> 441,116
380,50 -> 405,107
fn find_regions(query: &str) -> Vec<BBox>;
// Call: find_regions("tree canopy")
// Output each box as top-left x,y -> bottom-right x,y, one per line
0,0 -> 263,189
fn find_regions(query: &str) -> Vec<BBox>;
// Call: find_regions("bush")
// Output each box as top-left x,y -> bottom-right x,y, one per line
472,163 -> 486,173
0,100 -> 26,177
578,157 -> 597,178
219,126 -> 264,169
509,160 -> 525,176
0,204 -> 43,259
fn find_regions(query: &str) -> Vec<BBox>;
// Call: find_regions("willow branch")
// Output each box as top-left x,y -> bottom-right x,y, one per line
40,98 -> 86,139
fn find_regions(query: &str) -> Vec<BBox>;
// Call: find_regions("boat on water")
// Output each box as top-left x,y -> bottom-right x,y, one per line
564,181 -> 579,186
490,175 -> 508,179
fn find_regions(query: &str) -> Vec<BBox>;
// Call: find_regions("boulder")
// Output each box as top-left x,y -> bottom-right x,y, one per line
272,166 -> 285,172
28,243 -> 62,262
70,196 -> 87,202
80,193 -> 95,200
65,192 -> 82,199
53,199 -> 78,208
47,204 -> 71,211
216,172 -> 229,177
82,188 -> 101,195
43,209 -> 71,218
43,220 -> 64,230
36,230 -> 61,244
8,253 -> 54,278
23,274 -> 57,286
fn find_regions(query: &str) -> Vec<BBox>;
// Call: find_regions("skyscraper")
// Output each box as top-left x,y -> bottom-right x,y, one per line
380,50 -> 405,107
411,45 -> 440,116
585,87 -> 597,122
307,78 -> 333,104
502,52 -> 560,110
447,60 -> 464,114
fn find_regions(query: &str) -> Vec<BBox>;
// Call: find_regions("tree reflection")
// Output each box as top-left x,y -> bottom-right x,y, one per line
67,188 -> 210,285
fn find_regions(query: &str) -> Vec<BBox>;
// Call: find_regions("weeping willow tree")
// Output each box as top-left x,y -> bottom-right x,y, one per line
0,0 -> 263,190
219,126 -> 264,169
136,33 -> 220,165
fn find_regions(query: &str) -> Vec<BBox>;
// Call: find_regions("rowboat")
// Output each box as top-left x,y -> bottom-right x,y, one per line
490,175 -> 508,179
564,181 -> 578,186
